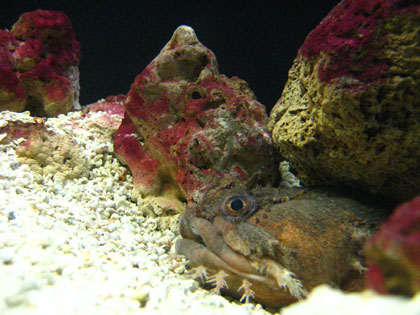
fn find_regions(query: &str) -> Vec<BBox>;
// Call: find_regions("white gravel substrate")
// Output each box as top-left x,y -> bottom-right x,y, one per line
0,110 -> 419,315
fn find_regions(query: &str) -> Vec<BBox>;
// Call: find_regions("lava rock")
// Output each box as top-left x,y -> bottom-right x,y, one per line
365,196 -> 420,296
114,25 -> 279,214
0,10 -> 81,117
267,0 -> 420,203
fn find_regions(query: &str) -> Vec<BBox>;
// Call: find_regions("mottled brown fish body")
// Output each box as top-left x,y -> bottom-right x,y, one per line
177,185 -> 385,307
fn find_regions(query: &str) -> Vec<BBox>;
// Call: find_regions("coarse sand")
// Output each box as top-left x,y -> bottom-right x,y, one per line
0,109 -> 419,315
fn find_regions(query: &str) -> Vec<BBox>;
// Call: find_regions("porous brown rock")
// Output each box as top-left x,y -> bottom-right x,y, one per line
0,10 -> 81,117
268,0 -> 420,203
114,26 -> 279,215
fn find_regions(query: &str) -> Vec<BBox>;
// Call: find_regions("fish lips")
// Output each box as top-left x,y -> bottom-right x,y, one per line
177,215 -> 256,274
175,215 -> 305,307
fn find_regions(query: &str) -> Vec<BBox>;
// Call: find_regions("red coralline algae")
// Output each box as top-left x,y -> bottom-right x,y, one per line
0,10 -> 80,117
0,121 -> 46,148
300,0 -> 420,84
82,95 -> 126,132
114,26 -> 279,213
0,65 -> 26,109
366,196 -> 420,296
11,10 -> 80,72
83,95 -> 126,117
0,30 -> 26,110
114,116 -> 162,198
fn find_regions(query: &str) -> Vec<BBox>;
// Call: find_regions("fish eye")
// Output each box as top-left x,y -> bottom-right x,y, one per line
230,199 -> 244,211
222,194 -> 256,217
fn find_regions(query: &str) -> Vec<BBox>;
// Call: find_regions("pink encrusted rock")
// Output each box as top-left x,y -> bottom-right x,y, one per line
83,95 -> 126,131
83,95 -> 126,117
268,0 -> 420,203
0,10 -> 81,117
365,196 -> 420,296
114,25 -> 279,214
0,119 -> 88,180
0,30 -> 26,112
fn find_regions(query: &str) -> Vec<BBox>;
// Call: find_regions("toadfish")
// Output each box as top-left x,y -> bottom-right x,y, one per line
175,179 -> 385,308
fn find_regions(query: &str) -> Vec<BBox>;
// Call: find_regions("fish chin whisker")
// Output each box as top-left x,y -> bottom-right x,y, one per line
238,279 -> 255,304
263,259 -> 307,299
206,269 -> 229,294
188,265 -> 209,283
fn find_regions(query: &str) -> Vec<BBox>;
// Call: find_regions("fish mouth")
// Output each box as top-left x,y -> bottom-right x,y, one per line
175,215 -> 307,304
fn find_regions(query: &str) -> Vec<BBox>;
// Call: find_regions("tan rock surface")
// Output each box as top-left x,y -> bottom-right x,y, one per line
268,0 -> 420,203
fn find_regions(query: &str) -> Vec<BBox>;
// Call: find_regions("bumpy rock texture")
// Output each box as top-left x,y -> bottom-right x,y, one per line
114,26 -> 279,215
0,118 -> 88,181
268,0 -> 420,203
0,10 -> 80,117
366,196 -> 420,297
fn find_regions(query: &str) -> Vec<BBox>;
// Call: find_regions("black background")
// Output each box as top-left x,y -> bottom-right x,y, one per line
1,1 -> 339,113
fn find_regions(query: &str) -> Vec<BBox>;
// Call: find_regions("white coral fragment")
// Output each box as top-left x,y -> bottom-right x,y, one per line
279,161 -> 301,188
